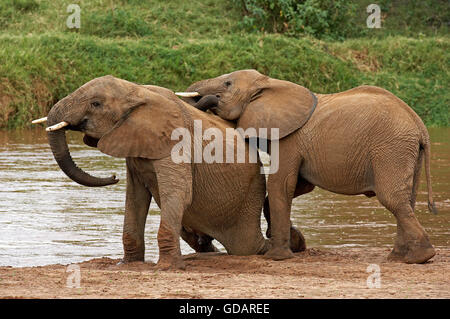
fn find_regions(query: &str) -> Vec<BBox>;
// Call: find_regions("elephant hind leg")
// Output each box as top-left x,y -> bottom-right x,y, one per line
373,158 -> 435,264
181,226 -> 218,253
378,195 -> 435,263
386,204 -> 435,264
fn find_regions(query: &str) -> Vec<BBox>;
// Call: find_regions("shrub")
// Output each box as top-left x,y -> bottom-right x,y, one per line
234,0 -> 360,39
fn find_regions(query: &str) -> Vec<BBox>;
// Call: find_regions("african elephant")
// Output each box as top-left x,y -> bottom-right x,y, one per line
178,69 -> 437,264
36,75 -> 278,270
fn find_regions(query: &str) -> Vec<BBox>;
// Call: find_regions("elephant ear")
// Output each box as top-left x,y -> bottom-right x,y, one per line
97,90 -> 185,159
237,78 -> 317,140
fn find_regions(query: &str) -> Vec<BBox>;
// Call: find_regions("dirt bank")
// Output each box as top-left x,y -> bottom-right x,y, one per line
0,247 -> 448,299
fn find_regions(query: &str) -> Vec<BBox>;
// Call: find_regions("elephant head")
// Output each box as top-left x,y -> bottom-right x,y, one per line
177,69 -> 317,139
39,76 -> 185,187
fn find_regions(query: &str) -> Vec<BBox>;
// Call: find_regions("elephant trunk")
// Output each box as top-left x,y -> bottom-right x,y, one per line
47,98 -> 118,187
193,95 -> 219,111
179,79 -> 213,107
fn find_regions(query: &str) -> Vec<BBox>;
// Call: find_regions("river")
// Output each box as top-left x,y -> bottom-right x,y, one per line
0,128 -> 448,266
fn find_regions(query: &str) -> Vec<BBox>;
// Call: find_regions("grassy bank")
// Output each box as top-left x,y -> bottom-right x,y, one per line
0,0 -> 448,128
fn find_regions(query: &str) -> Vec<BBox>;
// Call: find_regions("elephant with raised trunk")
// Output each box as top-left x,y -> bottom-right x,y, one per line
178,69 -> 437,264
38,75 -> 292,270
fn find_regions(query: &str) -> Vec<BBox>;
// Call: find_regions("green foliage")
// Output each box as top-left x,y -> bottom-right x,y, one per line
377,0 -> 449,36
84,8 -> 152,37
234,0 -> 359,39
0,0 -> 448,128
0,0 -> 39,28
2,0 -> 39,11
233,0 -> 449,39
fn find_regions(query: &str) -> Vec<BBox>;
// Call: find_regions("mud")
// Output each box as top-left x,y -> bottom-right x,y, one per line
1,248 -> 448,299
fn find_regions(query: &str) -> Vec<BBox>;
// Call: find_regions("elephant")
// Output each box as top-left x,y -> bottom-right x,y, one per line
177,69 -> 437,264
36,75 -> 285,270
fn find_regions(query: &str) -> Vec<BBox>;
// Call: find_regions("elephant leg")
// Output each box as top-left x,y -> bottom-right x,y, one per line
387,149 -> 427,261
197,233 -> 218,252
157,210 -> 185,270
154,159 -> 192,270
155,190 -> 190,270
290,178 -> 314,252
373,156 -> 435,264
388,223 -> 409,261
387,204 -> 435,264
181,226 -> 218,253
264,154 -> 302,260
263,177 -> 313,252
122,163 -> 151,263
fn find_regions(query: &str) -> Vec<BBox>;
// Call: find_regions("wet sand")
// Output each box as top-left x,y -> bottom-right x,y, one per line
1,247 -> 449,299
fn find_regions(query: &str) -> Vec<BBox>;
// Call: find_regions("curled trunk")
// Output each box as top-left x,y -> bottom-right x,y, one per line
47,130 -> 118,187
47,98 -> 118,187
193,95 -> 219,111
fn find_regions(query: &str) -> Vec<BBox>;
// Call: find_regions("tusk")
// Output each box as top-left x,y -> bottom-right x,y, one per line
32,117 -> 47,124
46,121 -> 69,132
175,92 -> 200,97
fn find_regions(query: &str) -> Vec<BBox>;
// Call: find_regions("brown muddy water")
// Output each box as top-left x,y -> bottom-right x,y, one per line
0,128 -> 448,267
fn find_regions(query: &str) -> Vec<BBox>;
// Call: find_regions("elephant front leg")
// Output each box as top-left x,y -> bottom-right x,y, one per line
154,159 -> 192,270
264,156 -> 302,260
264,197 -> 306,252
156,200 -> 187,270
121,163 -> 151,263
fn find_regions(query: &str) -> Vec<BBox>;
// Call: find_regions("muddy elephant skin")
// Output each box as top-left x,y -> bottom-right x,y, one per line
182,69 -> 437,264
45,76 -> 281,270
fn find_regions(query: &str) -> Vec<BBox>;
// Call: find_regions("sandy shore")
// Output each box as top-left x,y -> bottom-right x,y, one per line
0,247 -> 448,299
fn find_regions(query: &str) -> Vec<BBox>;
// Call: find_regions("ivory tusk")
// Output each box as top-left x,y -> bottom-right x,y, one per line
46,121 -> 69,132
32,117 -> 48,124
175,92 -> 200,97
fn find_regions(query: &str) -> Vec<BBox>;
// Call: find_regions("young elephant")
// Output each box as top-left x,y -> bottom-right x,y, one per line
178,69 -> 437,264
38,75 -> 277,270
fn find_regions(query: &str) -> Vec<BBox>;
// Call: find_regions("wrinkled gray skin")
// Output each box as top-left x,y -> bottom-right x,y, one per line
46,76 -> 285,270
184,69 -> 437,264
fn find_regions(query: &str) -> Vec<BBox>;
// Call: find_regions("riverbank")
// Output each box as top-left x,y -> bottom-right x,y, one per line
1,247 -> 449,299
1,1 -> 448,128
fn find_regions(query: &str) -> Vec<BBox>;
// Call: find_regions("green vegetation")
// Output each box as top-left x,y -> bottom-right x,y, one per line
0,0 -> 448,128
233,0 -> 449,39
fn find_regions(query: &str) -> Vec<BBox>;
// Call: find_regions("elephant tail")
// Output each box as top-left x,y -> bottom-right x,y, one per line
422,139 -> 438,215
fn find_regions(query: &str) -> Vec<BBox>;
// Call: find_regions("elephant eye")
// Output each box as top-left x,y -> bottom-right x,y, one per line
91,101 -> 101,107
224,81 -> 232,87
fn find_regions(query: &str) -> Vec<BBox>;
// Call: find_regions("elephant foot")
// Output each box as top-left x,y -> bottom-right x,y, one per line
157,254 -> 186,270
181,227 -> 218,253
197,235 -> 219,253
266,226 -> 306,253
387,249 -> 407,262
264,246 -> 294,261
388,242 -> 436,264
119,254 -> 145,264
404,246 -> 436,264
290,226 -> 306,253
